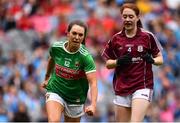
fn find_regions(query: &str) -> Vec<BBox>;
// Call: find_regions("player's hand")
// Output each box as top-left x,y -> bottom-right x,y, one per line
116,54 -> 132,66
85,105 -> 96,116
40,80 -> 48,88
142,53 -> 154,64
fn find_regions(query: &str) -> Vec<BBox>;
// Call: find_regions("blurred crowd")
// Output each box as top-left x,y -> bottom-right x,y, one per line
0,0 -> 179,122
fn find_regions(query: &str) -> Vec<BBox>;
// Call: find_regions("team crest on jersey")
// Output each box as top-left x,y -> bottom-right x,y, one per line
75,61 -> 80,67
137,45 -> 143,52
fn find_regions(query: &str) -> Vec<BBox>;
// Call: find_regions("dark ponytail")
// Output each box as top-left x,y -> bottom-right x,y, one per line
137,20 -> 143,28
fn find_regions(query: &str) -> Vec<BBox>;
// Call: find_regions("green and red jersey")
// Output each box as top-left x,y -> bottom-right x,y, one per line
46,41 -> 96,104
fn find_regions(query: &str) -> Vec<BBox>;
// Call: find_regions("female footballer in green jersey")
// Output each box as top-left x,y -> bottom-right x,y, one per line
41,20 -> 98,122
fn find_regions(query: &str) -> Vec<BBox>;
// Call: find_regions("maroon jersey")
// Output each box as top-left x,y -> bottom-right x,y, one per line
102,28 -> 162,96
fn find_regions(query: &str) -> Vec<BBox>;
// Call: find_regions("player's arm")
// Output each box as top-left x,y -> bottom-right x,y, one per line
45,57 -> 55,80
105,54 -> 132,69
83,53 -> 97,116
153,52 -> 163,66
102,39 -> 119,69
41,57 -> 55,88
85,71 -> 97,116
143,33 -> 163,66
106,59 -> 117,69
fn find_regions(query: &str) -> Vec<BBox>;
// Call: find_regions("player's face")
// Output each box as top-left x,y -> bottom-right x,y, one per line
122,8 -> 139,31
68,25 -> 85,48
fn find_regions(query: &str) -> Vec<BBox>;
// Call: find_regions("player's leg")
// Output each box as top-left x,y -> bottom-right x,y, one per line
113,95 -> 131,122
115,105 -> 131,122
46,101 -> 64,122
64,104 -> 84,122
131,89 -> 153,122
64,115 -> 81,122
45,92 -> 64,122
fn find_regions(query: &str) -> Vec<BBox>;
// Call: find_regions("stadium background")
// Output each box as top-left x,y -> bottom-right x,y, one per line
0,0 -> 179,122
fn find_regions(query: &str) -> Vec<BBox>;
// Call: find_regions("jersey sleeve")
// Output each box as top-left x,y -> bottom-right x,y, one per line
101,39 -> 117,60
83,54 -> 96,74
148,33 -> 163,57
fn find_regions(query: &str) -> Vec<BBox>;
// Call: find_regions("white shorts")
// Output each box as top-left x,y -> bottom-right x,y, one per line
46,92 -> 84,118
113,88 -> 153,107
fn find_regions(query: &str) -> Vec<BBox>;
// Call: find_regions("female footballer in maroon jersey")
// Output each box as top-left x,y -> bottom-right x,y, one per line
102,3 -> 163,122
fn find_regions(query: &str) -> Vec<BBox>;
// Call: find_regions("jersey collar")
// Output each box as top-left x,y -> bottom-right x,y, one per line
120,27 -> 141,37
63,41 -> 81,54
